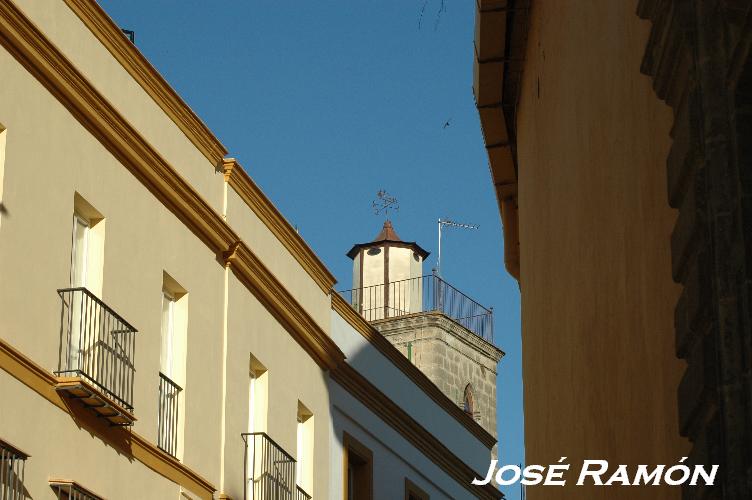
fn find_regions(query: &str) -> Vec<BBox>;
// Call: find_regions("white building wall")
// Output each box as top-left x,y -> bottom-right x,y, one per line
329,310 -> 492,473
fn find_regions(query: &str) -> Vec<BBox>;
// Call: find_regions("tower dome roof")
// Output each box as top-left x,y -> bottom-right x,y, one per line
347,220 -> 430,260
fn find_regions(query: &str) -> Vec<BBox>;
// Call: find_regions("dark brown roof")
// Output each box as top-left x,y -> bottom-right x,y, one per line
372,220 -> 401,242
347,220 -> 430,260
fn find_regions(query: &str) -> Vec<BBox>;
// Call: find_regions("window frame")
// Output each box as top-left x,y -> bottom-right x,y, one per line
404,478 -> 429,500
342,432 -> 373,500
49,479 -> 104,500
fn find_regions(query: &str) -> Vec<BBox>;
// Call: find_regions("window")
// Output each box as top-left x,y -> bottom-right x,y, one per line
0,438 -> 28,499
69,194 -> 105,294
70,214 -> 89,287
296,401 -> 313,495
463,384 -> 475,416
246,355 -> 268,498
160,291 -> 176,378
158,272 -> 187,458
49,479 -> 103,500
404,478 -> 429,500
343,432 -> 372,500
247,354 -> 268,436
66,195 -> 105,372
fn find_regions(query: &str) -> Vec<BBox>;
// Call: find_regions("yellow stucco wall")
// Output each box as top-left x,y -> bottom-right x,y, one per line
0,2 -> 334,497
515,2 -> 688,498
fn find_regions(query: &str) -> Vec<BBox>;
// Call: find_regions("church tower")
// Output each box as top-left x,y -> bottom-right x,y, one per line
346,220 -> 429,321
343,221 -> 504,449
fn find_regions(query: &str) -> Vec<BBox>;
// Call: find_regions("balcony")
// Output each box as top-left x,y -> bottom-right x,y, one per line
157,372 -> 182,457
242,432 -> 311,500
49,479 -> 103,500
338,273 -> 494,343
55,287 -> 137,426
1,438 -> 28,499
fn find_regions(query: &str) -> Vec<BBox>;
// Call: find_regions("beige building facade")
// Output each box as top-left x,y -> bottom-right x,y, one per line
0,1 -> 502,499
474,0 -> 752,499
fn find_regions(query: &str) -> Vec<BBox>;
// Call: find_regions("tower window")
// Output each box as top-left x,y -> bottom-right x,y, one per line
463,384 -> 474,416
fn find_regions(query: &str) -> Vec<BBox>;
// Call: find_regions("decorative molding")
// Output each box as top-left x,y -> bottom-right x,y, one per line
222,158 -> 337,294
331,294 -> 497,449
61,0 -> 227,165
226,242 -> 345,371
0,0 -> 343,372
0,338 -> 216,500
331,362 -> 502,500
0,6 -> 498,497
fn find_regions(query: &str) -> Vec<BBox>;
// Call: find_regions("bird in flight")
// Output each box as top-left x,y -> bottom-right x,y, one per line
443,117 -> 452,129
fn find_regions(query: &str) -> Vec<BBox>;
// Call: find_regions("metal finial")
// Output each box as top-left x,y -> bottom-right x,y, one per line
372,190 -> 399,218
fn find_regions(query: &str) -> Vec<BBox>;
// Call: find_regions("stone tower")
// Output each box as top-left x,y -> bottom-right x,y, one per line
345,221 -> 504,443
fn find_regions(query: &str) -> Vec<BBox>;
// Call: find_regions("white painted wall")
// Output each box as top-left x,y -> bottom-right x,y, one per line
329,310 -> 493,485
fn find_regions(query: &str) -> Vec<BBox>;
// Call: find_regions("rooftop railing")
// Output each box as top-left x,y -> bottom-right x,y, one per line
338,273 -> 493,343
56,287 -> 137,412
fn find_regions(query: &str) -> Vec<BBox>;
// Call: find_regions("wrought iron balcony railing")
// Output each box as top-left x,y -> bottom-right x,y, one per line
157,372 -> 182,457
49,479 -> 103,500
1,438 -> 28,500
242,432 -> 301,500
296,485 -> 312,500
338,273 -> 494,343
57,287 -> 137,412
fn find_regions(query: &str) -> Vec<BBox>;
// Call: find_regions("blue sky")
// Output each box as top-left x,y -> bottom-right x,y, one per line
100,0 -> 523,495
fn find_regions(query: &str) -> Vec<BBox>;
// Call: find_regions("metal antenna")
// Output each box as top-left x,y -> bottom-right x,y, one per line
372,190 -> 399,219
437,218 -> 479,276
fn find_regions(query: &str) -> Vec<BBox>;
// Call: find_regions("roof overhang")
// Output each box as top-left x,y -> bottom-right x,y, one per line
347,240 -> 431,260
473,0 -> 530,281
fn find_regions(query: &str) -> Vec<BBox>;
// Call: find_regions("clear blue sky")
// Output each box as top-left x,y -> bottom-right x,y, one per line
100,0 -> 524,496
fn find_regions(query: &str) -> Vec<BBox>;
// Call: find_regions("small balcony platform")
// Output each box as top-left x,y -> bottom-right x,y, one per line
55,287 -> 138,426
56,376 -> 136,427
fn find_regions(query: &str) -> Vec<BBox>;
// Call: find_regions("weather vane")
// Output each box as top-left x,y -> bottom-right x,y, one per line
372,189 -> 399,219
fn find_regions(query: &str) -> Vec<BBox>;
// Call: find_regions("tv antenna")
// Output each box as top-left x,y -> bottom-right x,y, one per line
437,218 -> 479,276
372,190 -> 399,219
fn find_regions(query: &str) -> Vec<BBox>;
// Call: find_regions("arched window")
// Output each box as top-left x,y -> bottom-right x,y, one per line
463,384 -> 474,415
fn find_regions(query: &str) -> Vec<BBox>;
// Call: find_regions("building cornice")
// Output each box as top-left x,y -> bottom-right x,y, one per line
222,158 -> 337,294
0,338 -> 216,500
61,0 -> 227,165
473,0 -> 529,281
0,0 -> 344,372
331,361 -> 502,500
0,7 -> 500,496
331,294 -> 497,449
372,311 -> 506,365
225,242 -> 344,371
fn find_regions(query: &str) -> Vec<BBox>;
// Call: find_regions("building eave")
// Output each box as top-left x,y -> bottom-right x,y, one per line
346,240 -> 430,260
473,0 -> 530,281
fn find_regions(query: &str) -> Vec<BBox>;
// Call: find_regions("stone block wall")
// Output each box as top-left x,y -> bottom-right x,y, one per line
371,312 -> 504,442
